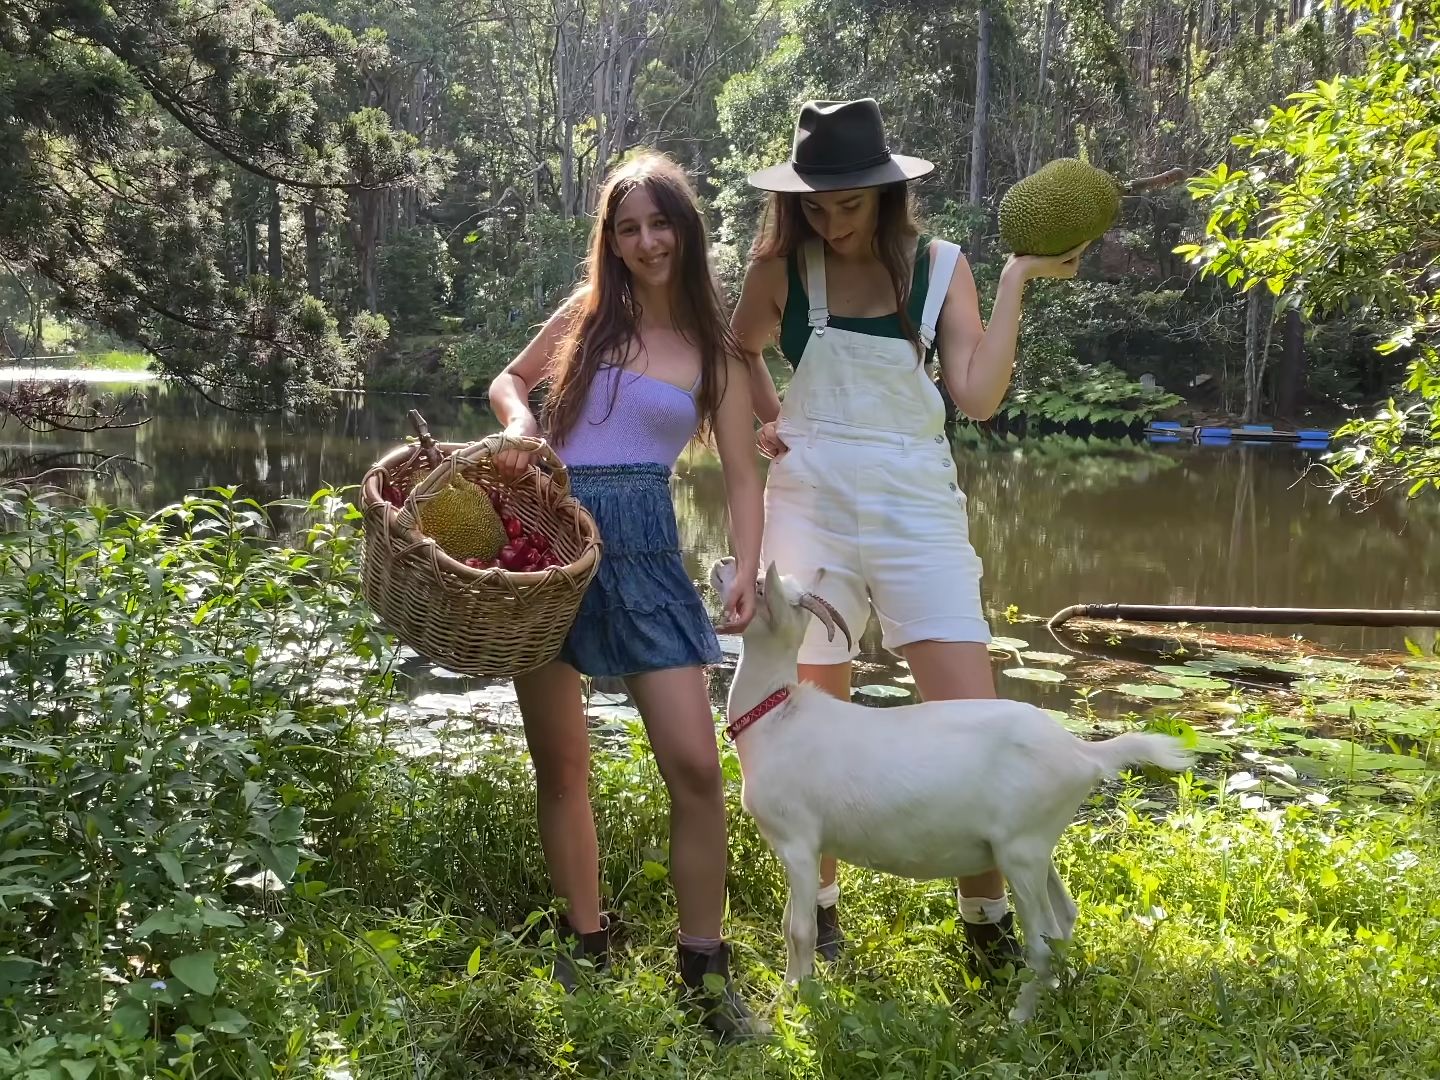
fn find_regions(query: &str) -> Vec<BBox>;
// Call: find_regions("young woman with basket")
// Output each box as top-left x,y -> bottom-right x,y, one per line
730,99 -> 1088,980
488,151 -> 765,1040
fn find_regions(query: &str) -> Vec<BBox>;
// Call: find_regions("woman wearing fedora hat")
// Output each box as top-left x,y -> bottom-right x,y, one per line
732,98 -> 1086,980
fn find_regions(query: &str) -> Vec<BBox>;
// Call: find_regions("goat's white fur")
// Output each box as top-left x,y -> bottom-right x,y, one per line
712,557 -> 1194,1023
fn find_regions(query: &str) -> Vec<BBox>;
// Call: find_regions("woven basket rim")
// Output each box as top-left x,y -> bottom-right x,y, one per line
359,434 -> 601,585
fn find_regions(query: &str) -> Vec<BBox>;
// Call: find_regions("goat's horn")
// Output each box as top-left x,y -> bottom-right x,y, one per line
800,592 -> 852,652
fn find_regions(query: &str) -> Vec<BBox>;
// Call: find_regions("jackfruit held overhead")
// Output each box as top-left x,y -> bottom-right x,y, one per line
418,473 -> 505,561
998,160 -> 1186,257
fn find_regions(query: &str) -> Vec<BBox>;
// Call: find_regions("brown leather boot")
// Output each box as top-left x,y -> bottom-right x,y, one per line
553,911 -> 623,992
677,941 -> 769,1041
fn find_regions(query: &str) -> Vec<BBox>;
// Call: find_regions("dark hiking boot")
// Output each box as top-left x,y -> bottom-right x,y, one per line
553,911 -> 623,992
963,910 -> 1024,984
677,941 -> 770,1041
816,903 -> 844,963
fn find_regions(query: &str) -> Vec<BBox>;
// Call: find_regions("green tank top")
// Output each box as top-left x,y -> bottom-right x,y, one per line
779,236 -> 935,367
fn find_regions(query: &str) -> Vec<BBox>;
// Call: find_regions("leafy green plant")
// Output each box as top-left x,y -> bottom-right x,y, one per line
999,360 -> 1184,429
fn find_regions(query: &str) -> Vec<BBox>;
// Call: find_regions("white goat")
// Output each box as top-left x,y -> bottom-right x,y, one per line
711,558 -> 1194,1023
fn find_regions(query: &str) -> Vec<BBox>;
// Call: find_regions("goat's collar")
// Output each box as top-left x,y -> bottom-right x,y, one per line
724,687 -> 790,742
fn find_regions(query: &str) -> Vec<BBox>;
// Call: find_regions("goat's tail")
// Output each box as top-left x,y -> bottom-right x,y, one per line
1079,731 -> 1195,779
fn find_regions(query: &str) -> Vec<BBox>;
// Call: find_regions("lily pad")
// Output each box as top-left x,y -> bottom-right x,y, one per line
1002,667 -> 1067,684
988,636 -> 1031,655
585,691 -> 630,706
1374,708 -> 1440,738
1114,683 -> 1185,700
466,685 -> 519,707
1292,737 -> 1430,773
587,705 -> 641,722
1207,652 -> 1310,677
410,693 -> 473,715
1024,651 -> 1076,666
854,684 -> 912,699
1342,783 -> 1388,798
1298,658 -> 1398,683
1152,665 -> 1203,678
1166,674 -> 1233,692
1184,659 -> 1237,673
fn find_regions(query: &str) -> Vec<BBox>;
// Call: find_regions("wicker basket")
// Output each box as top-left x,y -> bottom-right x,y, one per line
359,411 -> 601,677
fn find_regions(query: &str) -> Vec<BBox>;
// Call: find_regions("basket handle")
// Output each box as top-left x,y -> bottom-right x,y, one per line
463,432 -> 571,498
408,431 -> 571,502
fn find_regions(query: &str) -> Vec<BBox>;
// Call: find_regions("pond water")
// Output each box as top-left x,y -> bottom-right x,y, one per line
11,375 -> 1440,801
8,377 -> 1438,655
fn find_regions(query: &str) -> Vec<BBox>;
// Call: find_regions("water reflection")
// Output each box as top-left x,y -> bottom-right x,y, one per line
9,378 -> 1440,654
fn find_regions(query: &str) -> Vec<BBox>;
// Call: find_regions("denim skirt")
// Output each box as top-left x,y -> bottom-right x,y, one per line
559,463 -> 722,678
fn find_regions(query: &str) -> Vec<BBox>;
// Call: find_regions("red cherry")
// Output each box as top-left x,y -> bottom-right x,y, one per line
504,516 -> 524,540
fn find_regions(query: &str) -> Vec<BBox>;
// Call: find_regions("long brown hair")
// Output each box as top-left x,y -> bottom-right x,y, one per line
543,151 -> 736,445
750,182 -> 923,356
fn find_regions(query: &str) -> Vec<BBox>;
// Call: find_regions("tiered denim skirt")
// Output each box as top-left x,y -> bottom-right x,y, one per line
559,463 -> 722,678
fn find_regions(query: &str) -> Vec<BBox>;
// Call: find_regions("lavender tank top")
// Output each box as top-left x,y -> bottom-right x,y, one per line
550,365 -> 701,468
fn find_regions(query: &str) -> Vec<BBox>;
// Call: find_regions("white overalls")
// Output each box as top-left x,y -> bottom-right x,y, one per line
762,237 -> 992,665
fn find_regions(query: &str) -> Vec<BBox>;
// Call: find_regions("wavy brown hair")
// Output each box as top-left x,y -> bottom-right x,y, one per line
543,151 -> 736,445
750,182 -> 923,356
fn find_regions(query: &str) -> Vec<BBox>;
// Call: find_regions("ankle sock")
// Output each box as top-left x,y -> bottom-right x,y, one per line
958,893 -> 1010,925
677,931 -> 724,956
816,882 -> 840,909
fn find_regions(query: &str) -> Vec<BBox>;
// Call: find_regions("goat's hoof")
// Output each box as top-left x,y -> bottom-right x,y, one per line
1007,989 -> 1041,1024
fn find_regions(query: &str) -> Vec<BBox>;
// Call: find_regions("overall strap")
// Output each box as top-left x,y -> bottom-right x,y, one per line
803,238 -> 830,332
919,240 -> 962,350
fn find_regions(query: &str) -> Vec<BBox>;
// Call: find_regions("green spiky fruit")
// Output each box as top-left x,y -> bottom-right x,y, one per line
998,159 -> 1122,257
418,474 -> 505,561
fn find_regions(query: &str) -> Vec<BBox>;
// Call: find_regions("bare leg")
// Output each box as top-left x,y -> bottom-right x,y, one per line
901,640 -> 1006,902
625,665 -> 728,938
515,661 -> 600,933
797,661 -> 852,888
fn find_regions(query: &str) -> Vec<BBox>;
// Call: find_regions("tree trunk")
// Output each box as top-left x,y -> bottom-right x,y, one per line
303,204 -> 322,298
1242,287 -> 1276,422
969,0 -> 991,251
557,6 -> 576,220
1026,0 -> 1058,175
1243,287 -> 1262,421
1275,307 -> 1305,417
243,216 -> 258,279
267,185 -> 283,281
354,190 -> 382,314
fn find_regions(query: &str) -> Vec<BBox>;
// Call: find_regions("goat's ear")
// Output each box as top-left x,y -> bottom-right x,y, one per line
709,557 -> 736,597
762,561 -> 785,618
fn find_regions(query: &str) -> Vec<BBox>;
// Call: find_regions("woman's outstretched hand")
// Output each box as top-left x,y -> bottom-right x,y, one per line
1005,240 -> 1089,282
717,574 -> 758,634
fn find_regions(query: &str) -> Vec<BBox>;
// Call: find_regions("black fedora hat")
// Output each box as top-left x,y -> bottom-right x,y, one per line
747,98 -> 934,193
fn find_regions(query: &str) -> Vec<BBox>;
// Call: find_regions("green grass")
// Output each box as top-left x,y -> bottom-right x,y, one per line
74,348 -> 151,371
2,488 -> 1438,1079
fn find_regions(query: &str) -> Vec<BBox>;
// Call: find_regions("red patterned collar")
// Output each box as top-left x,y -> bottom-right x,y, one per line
725,687 -> 791,742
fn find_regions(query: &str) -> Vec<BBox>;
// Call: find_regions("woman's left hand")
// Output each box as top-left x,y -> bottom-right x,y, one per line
1006,240 -> 1089,282
717,575 -> 758,634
